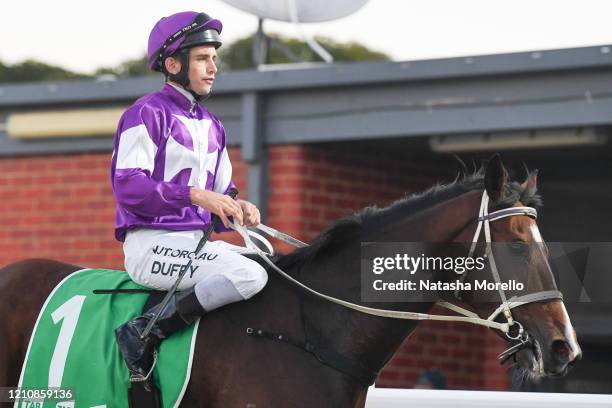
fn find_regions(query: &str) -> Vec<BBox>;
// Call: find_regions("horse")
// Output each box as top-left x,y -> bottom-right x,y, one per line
0,155 -> 582,407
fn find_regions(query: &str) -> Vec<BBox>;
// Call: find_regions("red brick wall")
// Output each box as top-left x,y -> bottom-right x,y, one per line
0,153 -> 122,269
0,144 -> 510,390
267,145 -> 434,250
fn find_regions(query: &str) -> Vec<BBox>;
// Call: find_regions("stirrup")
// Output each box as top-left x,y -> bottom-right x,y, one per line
129,350 -> 158,384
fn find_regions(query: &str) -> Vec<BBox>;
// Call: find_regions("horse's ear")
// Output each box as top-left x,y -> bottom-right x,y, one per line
484,153 -> 508,202
521,169 -> 539,195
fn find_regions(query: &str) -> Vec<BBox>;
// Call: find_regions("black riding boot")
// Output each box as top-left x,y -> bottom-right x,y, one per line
115,287 -> 205,380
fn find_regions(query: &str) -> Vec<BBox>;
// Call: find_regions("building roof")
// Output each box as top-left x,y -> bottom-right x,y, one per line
2,45 -> 612,155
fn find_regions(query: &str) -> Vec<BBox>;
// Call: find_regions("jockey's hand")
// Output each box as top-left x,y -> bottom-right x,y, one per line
237,199 -> 261,227
190,188 -> 244,227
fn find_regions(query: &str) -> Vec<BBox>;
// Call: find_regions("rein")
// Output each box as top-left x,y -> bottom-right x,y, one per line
231,190 -> 563,365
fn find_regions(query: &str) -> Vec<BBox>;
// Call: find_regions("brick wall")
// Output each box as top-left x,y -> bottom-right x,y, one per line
0,144 -> 510,390
0,153 -> 122,269
266,145 -> 434,250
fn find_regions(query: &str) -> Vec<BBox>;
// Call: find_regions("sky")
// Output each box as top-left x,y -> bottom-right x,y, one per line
2,0 -> 612,74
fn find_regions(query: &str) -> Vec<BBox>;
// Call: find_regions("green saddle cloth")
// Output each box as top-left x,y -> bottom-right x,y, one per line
16,268 -> 199,408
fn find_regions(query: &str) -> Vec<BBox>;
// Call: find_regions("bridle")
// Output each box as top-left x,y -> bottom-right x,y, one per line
451,190 -> 563,362
231,190 -> 563,366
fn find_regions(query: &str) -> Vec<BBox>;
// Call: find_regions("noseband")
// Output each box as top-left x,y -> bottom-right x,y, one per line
231,190 -> 563,365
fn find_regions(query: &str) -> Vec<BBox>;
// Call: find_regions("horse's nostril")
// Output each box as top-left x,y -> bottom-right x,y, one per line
551,340 -> 571,362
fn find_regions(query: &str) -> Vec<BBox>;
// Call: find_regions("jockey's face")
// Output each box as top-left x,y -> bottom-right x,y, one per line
187,45 -> 218,96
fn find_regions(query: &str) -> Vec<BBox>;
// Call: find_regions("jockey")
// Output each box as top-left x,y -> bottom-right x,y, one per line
111,11 -> 268,380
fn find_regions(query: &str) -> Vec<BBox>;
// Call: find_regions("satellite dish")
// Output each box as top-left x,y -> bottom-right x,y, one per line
220,0 -> 369,23
220,0 -> 370,65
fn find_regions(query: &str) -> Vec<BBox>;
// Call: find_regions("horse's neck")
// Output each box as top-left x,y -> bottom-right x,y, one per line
301,190 -> 483,383
387,190 -> 482,242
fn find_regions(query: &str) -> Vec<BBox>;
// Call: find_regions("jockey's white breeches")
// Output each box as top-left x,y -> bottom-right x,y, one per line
123,228 -> 268,303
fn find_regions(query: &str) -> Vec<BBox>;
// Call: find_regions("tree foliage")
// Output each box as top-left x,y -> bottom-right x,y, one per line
218,34 -> 389,71
0,33 -> 389,83
0,59 -> 91,83
94,55 -> 154,78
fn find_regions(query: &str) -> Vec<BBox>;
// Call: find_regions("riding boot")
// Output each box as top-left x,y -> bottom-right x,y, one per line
115,287 -> 205,380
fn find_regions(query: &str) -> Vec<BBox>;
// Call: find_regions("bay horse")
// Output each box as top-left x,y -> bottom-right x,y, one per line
0,156 -> 581,407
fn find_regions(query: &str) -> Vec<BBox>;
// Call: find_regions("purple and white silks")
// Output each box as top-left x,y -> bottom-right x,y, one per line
111,83 -> 235,242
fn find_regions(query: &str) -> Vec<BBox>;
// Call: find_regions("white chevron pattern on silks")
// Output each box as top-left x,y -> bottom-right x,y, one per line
166,115 -> 219,188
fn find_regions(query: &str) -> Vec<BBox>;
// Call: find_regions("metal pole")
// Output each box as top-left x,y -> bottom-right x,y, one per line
253,18 -> 267,67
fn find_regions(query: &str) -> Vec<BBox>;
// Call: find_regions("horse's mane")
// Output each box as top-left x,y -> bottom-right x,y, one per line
274,169 -> 541,270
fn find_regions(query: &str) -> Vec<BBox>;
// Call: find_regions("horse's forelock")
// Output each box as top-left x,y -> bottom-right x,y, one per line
501,181 -> 542,209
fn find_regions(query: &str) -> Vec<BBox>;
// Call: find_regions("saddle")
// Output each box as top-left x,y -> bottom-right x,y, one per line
17,269 -> 199,408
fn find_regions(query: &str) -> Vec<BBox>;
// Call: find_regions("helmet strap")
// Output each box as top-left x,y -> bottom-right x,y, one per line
166,49 -> 212,103
187,88 -> 211,103
167,50 -> 190,88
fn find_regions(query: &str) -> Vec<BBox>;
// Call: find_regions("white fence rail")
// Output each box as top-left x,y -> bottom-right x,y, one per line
365,388 -> 612,408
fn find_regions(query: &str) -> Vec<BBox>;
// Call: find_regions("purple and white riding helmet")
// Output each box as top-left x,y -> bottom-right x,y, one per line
147,11 -> 223,90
